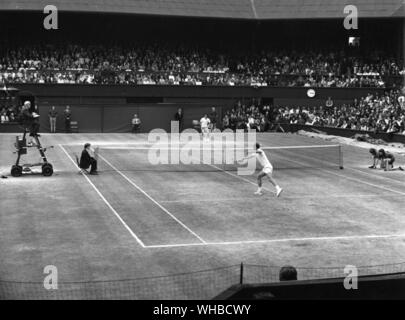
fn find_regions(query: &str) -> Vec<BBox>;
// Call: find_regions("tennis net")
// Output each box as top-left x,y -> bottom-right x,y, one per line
66,143 -> 343,173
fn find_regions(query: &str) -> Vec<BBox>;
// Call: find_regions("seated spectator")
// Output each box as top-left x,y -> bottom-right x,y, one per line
1,107 -> 9,123
279,265 -> 298,281
131,114 -> 141,133
222,114 -> 230,130
7,107 -> 16,122
325,96 -> 334,108
247,114 -> 256,131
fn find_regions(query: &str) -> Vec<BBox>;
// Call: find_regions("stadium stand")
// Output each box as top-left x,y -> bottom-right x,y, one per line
270,89 -> 405,134
0,44 -> 402,86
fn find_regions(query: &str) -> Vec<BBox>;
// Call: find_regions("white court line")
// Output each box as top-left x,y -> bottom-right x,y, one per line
59,144 -> 146,248
98,153 -> 207,244
346,166 -> 405,185
61,141 -> 254,147
96,144 -> 341,150
60,143 -> 405,249
267,142 -> 405,185
158,193 -> 405,203
273,150 -> 405,196
144,233 -> 405,248
317,168 -> 405,196
202,161 -> 274,192
263,143 -> 405,187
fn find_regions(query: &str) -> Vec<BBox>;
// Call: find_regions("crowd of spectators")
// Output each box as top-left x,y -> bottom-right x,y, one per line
0,43 -> 403,87
220,88 -> 405,135
222,101 -> 271,132
271,89 -> 405,135
1,41 -> 404,134
0,106 -> 16,123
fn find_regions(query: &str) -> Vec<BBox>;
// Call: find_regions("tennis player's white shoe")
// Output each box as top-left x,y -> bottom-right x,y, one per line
254,190 -> 263,196
276,187 -> 283,197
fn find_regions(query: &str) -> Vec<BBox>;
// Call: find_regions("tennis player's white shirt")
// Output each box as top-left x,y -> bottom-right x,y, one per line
200,117 -> 210,128
255,148 -> 273,175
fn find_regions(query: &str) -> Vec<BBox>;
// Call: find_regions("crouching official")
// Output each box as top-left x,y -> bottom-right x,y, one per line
79,143 -> 98,175
369,148 -> 403,171
378,149 -> 403,171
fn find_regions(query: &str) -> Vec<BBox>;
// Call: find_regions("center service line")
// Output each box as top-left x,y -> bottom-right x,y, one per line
59,144 -> 146,248
98,153 -> 207,244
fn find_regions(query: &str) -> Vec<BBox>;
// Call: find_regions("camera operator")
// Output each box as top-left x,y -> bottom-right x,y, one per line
21,101 -> 40,146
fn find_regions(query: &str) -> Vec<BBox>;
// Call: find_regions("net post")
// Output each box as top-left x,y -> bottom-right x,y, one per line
240,262 -> 244,285
339,144 -> 344,169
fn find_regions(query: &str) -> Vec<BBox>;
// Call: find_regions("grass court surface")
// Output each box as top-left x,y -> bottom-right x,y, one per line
1,132 -> 405,299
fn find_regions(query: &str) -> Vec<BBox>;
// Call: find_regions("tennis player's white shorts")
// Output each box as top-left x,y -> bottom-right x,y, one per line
261,166 -> 273,176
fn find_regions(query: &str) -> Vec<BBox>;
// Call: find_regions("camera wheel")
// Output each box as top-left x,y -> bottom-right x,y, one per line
42,163 -> 54,177
11,165 -> 23,177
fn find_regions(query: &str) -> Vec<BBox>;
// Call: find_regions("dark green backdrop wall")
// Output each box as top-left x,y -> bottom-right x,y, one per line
13,84 -> 387,133
38,104 -> 223,133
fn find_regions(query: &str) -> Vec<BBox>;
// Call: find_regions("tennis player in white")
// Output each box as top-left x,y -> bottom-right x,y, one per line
238,142 -> 283,197
200,114 -> 211,140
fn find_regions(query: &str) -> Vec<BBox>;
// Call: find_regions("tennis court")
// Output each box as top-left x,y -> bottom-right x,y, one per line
1,132 -> 405,299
